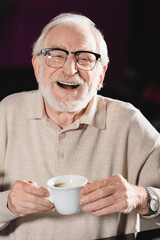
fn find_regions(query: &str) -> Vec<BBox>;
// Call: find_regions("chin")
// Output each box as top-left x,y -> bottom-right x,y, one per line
41,87 -> 96,113
52,101 -> 86,113
39,79 -> 97,113
47,94 -> 91,113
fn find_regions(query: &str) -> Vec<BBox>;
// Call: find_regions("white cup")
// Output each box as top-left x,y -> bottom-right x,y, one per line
45,175 -> 87,215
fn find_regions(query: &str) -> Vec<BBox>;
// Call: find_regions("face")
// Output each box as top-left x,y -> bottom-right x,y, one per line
33,24 -> 106,112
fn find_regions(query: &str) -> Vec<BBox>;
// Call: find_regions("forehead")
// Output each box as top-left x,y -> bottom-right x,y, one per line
43,24 -> 97,52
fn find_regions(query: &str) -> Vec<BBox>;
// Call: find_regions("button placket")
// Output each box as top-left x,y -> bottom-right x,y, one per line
57,131 -> 66,162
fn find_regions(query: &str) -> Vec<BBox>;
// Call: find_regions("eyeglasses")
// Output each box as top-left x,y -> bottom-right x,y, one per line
39,48 -> 101,71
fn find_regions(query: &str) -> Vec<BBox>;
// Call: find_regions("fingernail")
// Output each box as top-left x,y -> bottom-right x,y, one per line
80,188 -> 86,195
92,211 -> 97,216
80,197 -> 86,204
44,192 -> 50,197
80,190 -> 84,195
82,205 -> 88,211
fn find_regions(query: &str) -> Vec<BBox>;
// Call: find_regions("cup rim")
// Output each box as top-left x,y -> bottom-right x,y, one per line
47,175 -> 87,190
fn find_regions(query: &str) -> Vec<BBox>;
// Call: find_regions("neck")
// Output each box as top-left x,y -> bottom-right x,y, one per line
44,100 -> 86,129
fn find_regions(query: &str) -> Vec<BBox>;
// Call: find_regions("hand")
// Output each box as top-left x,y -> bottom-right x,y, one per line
80,174 -> 149,216
7,180 -> 55,216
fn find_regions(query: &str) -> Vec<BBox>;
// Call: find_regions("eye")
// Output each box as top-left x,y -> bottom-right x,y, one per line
79,54 -> 90,61
48,50 -> 66,59
77,53 -> 95,65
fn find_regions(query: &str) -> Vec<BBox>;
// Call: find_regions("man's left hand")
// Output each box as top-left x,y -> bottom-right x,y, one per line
80,174 -> 149,216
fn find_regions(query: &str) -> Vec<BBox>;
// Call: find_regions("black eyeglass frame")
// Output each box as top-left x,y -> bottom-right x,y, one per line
39,48 -> 101,71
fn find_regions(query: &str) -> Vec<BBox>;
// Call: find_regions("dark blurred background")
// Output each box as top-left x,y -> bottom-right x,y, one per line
0,0 -> 160,131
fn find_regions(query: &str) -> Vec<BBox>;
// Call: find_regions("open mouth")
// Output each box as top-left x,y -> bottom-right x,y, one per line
57,81 -> 80,89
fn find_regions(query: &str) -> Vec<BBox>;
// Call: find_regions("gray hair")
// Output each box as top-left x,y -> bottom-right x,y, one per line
32,13 -> 109,66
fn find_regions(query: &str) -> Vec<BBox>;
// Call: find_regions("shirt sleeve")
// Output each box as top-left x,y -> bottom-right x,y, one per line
125,106 -> 160,221
0,101 -> 18,230
131,113 -> 160,221
139,137 -> 160,221
0,190 -> 18,231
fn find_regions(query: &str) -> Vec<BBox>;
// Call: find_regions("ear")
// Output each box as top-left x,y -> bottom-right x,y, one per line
97,65 -> 107,90
32,56 -> 40,83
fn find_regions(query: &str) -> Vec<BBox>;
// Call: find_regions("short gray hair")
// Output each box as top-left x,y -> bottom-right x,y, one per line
32,13 -> 109,66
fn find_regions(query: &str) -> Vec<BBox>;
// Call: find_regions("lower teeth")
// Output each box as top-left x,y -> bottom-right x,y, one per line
57,82 -> 79,89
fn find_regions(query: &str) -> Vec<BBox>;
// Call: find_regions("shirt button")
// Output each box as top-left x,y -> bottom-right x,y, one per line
57,151 -> 64,159
59,132 -> 66,139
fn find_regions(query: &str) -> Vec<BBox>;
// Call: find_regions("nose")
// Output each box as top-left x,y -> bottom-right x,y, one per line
61,54 -> 78,76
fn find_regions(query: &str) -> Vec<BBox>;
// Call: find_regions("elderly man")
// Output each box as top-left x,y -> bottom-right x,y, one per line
0,13 -> 160,240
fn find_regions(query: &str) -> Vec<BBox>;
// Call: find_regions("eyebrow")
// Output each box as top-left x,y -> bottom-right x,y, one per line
48,43 -> 94,53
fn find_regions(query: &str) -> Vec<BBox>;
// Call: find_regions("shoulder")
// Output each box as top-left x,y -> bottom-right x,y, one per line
96,94 -> 140,120
97,95 -> 159,139
96,94 -> 157,133
0,90 -> 39,114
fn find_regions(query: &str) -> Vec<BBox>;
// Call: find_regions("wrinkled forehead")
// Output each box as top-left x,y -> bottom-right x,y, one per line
43,24 -> 98,52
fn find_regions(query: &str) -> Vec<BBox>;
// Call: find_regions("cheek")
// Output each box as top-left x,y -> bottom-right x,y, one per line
42,68 -> 57,88
42,74 -> 50,88
79,71 -> 93,87
86,73 -> 98,90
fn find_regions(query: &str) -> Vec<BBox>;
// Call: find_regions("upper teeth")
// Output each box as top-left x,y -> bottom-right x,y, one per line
58,81 -> 78,86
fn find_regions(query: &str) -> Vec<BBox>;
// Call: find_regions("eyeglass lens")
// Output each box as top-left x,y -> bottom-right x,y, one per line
45,49 -> 97,70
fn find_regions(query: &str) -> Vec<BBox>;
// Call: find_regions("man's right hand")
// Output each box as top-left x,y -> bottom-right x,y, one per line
7,180 -> 55,216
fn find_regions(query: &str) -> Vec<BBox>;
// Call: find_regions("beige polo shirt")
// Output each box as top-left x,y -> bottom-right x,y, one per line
0,90 -> 160,240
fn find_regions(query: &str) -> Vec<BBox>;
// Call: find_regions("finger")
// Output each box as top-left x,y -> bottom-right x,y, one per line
84,192 -> 132,216
16,203 -> 55,217
80,178 -> 108,195
12,180 -> 49,197
82,193 -> 118,213
86,181 -> 92,185
80,181 -> 92,194
80,185 -> 114,204
91,202 -> 122,217
22,192 -> 54,208
10,193 -> 55,216
21,199 -> 55,212
23,181 -> 49,197
80,175 -> 127,196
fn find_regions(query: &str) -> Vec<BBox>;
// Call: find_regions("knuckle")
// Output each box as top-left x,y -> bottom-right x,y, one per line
102,197 -> 109,207
40,187 -> 48,196
98,178 -> 107,187
32,202 -> 38,211
122,189 -> 129,201
98,188 -> 106,197
102,195 -> 114,207
13,180 -> 21,189
101,178 -> 107,187
123,197 -> 129,209
109,185 -> 115,193
114,174 -> 123,182
15,180 -> 24,186
84,182 -> 95,193
26,183 -> 39,195
15,180 -> 21,184
122,183 -> 128,192
29,194 -> 37,202
13,180 -> 28,191
108,194 -> 115,205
